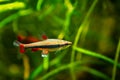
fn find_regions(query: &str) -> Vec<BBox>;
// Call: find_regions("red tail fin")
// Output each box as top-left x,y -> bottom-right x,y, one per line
20,44 -> 25,53
13,40 -> 25,53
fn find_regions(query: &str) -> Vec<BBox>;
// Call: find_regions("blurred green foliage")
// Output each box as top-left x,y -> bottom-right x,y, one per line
0,0 -> 120,80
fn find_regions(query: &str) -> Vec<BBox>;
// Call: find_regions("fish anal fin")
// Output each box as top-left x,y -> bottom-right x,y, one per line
31,48 -> 39,52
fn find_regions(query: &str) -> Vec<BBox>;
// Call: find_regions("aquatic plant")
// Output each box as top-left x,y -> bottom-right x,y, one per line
0,0 -> 120,80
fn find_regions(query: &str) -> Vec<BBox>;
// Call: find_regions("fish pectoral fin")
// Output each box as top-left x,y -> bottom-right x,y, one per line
41,50 -> 49,57
55,49 -> 61,54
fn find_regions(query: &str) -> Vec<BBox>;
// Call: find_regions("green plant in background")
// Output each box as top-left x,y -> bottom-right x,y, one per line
112,39 -> 120,80
70,0 -> 98,79
0,0 -> 120,80
0,1 -> 25,13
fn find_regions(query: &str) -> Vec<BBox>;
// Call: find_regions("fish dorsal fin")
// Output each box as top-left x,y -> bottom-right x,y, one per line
41,34 -> 48,40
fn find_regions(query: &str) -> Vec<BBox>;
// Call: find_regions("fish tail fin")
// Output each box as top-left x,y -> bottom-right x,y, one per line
13,40 -> 21,46
13,40 -> 25,53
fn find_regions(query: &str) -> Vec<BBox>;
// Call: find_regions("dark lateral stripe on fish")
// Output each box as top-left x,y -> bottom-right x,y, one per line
27,43 -> 70,48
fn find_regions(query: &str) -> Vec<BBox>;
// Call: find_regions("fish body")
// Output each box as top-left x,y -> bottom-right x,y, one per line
14,39 -> 72,57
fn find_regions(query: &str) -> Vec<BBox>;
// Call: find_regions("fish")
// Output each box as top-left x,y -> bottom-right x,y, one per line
13,39 -> 72,57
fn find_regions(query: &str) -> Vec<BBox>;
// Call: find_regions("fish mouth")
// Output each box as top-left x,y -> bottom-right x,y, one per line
68,41 -> 72,45
65,41 -> 72,45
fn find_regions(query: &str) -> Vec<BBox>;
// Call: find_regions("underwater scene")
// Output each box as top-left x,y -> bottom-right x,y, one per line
0,0 -> 120,80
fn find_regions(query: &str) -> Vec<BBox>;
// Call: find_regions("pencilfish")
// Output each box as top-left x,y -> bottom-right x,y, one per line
14,38 -> 72,57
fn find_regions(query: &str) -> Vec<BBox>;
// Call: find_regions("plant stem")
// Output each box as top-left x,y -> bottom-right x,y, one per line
112,39 -> 120,80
